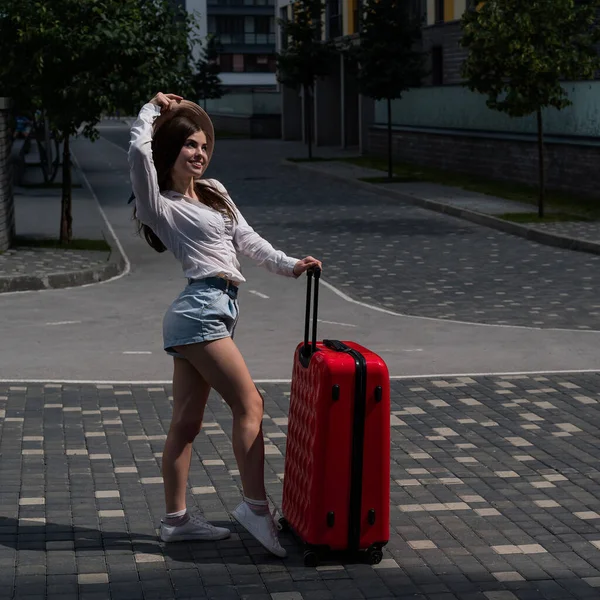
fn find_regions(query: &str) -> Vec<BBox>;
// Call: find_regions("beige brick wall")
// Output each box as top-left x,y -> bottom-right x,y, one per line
0,98 -> 15,252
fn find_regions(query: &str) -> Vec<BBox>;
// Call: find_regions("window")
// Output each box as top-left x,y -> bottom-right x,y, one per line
245,53 -> 276,72
327,0 -> 342,39
215,16 -> 244,34
434,0 -> 444,23
431,46 -> 443,85
212,16 -> 245,44
233,54 -> 244,72
243,16 -> 275,44
255,16 -> 272,34
218,54 -> 233,71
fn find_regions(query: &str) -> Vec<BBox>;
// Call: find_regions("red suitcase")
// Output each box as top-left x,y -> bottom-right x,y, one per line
281,267 -> 390,566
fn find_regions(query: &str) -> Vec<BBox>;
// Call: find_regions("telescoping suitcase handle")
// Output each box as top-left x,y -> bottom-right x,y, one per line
302,266 -> 321,359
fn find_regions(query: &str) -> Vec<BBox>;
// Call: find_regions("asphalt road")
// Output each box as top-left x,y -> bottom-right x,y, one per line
1,122 -> 599,382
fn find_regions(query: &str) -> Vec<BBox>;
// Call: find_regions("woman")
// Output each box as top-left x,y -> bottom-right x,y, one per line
128,92 -> 321,558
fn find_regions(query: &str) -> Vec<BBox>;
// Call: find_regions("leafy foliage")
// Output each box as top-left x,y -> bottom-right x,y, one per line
461,0 -> 600,116
276,0 -> 336,158
0,0 -> 197,241
350,0 -> 425,101
347,0 -> 425,178
460,0 -> 600,216
192,34 -> 225,103
276,0 -> 336,89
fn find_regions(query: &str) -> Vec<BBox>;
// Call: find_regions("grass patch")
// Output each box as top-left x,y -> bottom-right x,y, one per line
498,212 -> 590,224
14,237 -> 111,252
286,157 -> 337,163
343,156 -> 600,221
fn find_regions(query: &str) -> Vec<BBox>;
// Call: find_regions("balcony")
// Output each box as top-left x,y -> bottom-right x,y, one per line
216,33 -> 276,45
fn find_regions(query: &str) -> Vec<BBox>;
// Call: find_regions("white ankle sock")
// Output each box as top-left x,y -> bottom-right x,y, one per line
164,508 -> 188,526
244,496 -> 269,515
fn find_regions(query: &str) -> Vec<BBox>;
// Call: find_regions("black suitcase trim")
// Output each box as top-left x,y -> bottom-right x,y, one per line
323,339 -> 367,553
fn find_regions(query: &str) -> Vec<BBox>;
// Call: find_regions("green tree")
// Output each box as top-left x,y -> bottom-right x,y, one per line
461,0 -> 600,218
192,35 -> 225,109
0,0 -> 197,243
276,0 -> 336,159
347,0 -> 425,179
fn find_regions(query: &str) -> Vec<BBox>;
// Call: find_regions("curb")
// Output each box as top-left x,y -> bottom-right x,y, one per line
283,159 -> 600,257
0,151 -> 129,294
0,254 -> 126,294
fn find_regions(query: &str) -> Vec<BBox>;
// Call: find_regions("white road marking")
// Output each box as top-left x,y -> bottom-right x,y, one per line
78,137 -> 600,336
317,319 -> 356,328
72,151 -> 131,285
45,320 -> 82,326
2,137 -> 598,343
122,351 -> 153,355
248,290 -> 270,299
1,369 -> 600,385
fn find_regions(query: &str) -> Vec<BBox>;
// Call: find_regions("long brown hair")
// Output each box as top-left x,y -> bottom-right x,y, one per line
133,113 -> 237,253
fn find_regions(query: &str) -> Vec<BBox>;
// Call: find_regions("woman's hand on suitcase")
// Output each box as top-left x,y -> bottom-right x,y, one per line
293,256 -> 322,277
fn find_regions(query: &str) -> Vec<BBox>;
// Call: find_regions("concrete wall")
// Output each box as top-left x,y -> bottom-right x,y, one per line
375,82 -> 600,138
281,85 -> 303,141
210,113 -> 281,137
422,21 -> 467,85
342,56 -> 360,147
368,126 -> 600,198
0,98 -> 15,252
315,60 -> 342,146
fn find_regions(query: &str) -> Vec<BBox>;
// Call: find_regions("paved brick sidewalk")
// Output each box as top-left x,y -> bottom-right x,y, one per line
0,143 -> 124,293
289,161 -> 600,244
2,374 -> 600,599
0,246 -> 110,279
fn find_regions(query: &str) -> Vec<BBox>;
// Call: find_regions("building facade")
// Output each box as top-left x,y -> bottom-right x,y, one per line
180,0 -> 278,91
277,0 -> 365,147
278,0 -> 600,197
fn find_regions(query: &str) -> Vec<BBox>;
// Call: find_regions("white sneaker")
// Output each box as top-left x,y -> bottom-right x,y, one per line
232,502 -> 287,558
160,512 -> 231,542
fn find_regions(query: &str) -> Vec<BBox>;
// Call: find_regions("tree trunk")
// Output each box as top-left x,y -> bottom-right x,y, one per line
537,108 -> 545,219
387,97 -> 393,179
60,132 -> 72,244
303,84 -> 313,160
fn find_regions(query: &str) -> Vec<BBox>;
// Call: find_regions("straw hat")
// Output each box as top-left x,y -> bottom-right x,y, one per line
152,99 -> 215,172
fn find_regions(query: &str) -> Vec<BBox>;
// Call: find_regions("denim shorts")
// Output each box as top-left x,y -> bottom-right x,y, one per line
163,279 -> 239,358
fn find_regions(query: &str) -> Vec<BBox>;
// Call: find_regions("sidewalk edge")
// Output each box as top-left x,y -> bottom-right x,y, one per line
283,159 -> 600,257
0,153 -> 129,294
0,258 -> 125,293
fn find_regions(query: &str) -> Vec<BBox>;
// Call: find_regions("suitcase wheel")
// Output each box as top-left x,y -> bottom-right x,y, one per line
303,548 -> 319,567
366,545 -> 383,565
304,544 -> 325,567
278,517 -> 289,532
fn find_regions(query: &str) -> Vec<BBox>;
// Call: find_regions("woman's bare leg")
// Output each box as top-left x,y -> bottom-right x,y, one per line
162,357 -> 210,513
160,357 -> 230,542
173,338 -> 266,501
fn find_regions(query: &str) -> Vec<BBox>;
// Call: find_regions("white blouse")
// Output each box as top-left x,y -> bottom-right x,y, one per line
128,103 -> 299,283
